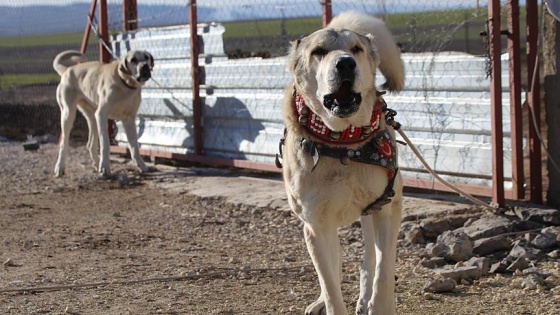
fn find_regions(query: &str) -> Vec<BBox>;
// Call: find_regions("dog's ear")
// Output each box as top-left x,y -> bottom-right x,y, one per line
364,34 -> 380,70
145,52 -> 154,70
119,58 -> 132,75
287,39 -> 302,73
364,33 -> 405,92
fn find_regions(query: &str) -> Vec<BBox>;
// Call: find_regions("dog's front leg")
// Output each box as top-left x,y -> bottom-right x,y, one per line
366,197 -> 402,315
121,118 -> 155,173
303,223 -> 347,315
356,215 -> 376,315
95,108 -> 111,176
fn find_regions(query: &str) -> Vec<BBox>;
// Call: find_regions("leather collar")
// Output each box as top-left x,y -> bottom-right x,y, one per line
120,76 -> 139,89
294,92 -> 386,145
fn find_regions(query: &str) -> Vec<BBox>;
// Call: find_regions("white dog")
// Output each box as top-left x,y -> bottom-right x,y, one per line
279,11 -> 405,315
53,50 -> 156,177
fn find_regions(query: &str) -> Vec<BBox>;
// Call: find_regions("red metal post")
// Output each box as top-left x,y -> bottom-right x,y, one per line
80,0 -> 97,54
123,0 -> 138,31
488,0 -> 505,207
507,0 -> 524,200
322,0 -> 332,28
526,0 -> 543,204
189,0 -> 203,155
98,0 -> 110,63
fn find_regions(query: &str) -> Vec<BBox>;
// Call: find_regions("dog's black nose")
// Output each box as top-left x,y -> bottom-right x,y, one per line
140,64 -> 151,80
336,57 -> 356,80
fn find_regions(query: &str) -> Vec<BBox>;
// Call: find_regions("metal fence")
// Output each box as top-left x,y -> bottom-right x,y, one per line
0,1 -> 544,204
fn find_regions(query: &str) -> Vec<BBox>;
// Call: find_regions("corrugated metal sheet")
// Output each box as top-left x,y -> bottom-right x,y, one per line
111,24 -> 513,188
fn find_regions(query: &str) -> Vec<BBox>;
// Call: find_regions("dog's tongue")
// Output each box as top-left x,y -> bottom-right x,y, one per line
333,81 -> 353,104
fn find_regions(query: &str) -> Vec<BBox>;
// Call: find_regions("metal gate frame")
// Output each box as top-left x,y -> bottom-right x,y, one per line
84,0 -> 543,205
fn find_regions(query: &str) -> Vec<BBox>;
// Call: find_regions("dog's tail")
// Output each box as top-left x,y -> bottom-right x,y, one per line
53,50 -> 84,76
328,11 -> 405,92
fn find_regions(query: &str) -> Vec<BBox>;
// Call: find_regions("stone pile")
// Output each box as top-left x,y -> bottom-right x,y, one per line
399,206 -> 560,294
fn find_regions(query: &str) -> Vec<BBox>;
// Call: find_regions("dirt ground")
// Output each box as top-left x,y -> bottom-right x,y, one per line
0,141 -> 559,315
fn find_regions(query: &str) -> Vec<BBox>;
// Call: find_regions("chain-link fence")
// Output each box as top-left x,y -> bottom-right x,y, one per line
0,0 -> 531,197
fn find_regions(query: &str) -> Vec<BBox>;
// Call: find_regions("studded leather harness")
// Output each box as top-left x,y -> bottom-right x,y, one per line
276,91 -> 401,215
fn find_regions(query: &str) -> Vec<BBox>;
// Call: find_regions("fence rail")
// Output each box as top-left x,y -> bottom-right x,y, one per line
109,22 -> 514,197
0,0 -> 546,204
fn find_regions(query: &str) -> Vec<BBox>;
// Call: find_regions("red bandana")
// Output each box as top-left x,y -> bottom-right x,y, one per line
295,93 -> 385,145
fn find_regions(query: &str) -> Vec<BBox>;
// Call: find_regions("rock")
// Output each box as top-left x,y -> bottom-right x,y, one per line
522,267 -> 553,278
434,266 -> 481,282
531,233 -> 557,249
473,235 -> 511,256
437,230 -> 474,262
447,215 -> 475,229
514,219 -> 545,232
424,242 -> 447,258
22,138 -> 40,151
524,232 -> 536,243
423,292 -> 437,300
421,257 -> 446,269
548,250 -> 560,259
514,207 -> 560,226
400,223 -> 425,245
509,241 -> 543,260
454,214 -> 516,240
423,278 -> 457,293
466,257 -> 491,276
3,258 -> 18,267
506,256 -> 529,272
521,274 -> 544,290
541,226 -> 560,241
420,218 -> 452,240
490,261 -> 508,274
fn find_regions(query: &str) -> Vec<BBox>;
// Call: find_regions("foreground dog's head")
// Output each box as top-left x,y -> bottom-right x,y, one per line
287,13 -> 403,131
118,50 -> 154,85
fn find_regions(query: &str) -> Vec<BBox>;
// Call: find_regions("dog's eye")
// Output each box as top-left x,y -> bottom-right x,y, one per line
351,46 -> 363,54
311,48 -> 328,57
130,57 -> 138,63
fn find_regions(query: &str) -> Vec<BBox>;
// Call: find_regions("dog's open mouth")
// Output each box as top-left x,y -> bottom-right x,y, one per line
323,81 -> 361,117
137,66 -> 152,82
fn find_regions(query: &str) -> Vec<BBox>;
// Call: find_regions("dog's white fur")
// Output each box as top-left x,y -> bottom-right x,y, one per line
282,11 -> 405,315
53,50 -> 156,177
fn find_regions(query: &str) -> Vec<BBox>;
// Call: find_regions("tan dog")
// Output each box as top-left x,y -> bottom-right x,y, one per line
280,11 -> 405,315
53,50 -> 156,177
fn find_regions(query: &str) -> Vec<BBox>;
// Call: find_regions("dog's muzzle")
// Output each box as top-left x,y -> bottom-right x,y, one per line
138,64 -> 152,82
323,57 -> 361,118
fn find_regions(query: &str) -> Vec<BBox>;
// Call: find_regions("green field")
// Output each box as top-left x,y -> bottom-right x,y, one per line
0,32 -> 94,48
0,74 -> 59,90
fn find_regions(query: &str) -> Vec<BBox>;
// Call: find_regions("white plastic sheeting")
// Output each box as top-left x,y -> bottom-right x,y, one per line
111,24 -> 513,188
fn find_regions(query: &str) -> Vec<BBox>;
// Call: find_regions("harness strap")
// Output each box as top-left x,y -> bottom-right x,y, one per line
362,167 -> 398,215
276,91 -> 402,215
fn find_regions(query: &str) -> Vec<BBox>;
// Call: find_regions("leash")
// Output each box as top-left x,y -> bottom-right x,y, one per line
278,90 -> 500,213
391,123 -> 499,212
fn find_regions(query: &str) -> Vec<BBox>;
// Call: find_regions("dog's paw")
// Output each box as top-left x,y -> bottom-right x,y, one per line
305,300 -> 326,315
54,166 -> 65,178
53,170 -> 65,178
98,166 -> 111,177
355,300 -> 365,315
